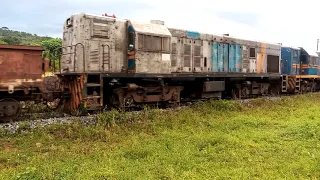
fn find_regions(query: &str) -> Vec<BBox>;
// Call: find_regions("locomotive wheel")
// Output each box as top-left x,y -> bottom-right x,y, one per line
0,98 -> 22,123
110,93 -> 121,109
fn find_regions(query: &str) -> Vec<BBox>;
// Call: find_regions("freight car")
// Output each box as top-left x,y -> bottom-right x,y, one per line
54,13 -> 282,114
0,44 -> 62,122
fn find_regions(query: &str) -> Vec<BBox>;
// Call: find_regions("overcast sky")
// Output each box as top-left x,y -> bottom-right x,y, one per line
1,0 -> 319,51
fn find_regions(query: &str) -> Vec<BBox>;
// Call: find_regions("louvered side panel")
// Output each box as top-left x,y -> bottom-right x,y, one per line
193,45 -> 201,67
184,44 -> 191,67
88,42 -> 100,71
171,43 -> 177,67
92,19 -> 109,38
211,42 -> 219,72
242,45 -> 249,72
218,43 -> 224,72
229,44 -> 236,72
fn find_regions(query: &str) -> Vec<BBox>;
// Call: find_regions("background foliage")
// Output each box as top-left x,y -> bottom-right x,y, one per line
0,27 -> 52,45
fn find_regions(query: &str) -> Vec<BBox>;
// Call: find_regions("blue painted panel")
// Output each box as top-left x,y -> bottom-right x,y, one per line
223,43 -> 229,72
292,49 -> 299,75
235,44 -> 242,72
297,68 -> 301,75
280,47 -> 304,75
128,59 -> 135,69
186,31 -> 200,39
309,67 -> 318,75
212,42 -> 219,72
300,49 -> 309,75
229,44 -> 236,72
128,25 -> 134,32
301,68 -> 308,75
280,47 -> 291,75
218,43 -> 224,71
318,57 -> 320,75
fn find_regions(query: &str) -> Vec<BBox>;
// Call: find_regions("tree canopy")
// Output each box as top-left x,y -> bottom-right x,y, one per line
31,38 -> 62,71
0,28 -> 52,45
0,39 -> 7,44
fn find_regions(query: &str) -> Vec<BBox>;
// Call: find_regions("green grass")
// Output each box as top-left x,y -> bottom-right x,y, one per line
1,93 -> 320,179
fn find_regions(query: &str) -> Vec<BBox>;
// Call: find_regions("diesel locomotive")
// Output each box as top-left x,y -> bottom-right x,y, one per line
56,12 -> 282,113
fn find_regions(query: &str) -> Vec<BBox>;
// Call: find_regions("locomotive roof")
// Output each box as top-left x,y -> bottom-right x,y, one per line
129,21 -> 171,37
303,48 -> 319,57
68,13 -> 281,46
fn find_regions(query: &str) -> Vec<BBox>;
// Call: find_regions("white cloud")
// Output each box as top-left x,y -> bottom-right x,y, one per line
100,0 -> 319,51
8,0 -> 315,50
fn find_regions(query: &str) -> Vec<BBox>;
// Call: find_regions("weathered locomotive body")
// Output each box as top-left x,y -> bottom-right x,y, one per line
61,13 -> 281,75
56,13 -> 282,113
0,45 -> 46,91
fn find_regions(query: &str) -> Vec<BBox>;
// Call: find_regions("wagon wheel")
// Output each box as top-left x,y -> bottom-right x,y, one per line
110,93 -> 120,109
241,86 -> 249,99
232,88 -> 240,99
231,84 -> 242,99
0,98 -> 22,123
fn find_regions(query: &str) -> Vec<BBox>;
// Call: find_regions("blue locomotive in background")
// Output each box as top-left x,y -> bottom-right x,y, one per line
281,46 -> 320,93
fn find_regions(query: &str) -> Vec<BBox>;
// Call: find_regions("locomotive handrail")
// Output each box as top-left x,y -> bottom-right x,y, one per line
102,44 -> 111,72
53,43 -> 85,73
74,43 -> 85,72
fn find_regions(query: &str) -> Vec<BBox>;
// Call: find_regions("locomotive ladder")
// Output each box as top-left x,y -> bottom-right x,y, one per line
281,75 -> 288,93
85,74 -> 103,111
295,78 -> 301,93
102,44 -> 111,72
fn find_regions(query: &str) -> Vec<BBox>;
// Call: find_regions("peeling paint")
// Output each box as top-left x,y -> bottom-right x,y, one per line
186,31 -> 200,39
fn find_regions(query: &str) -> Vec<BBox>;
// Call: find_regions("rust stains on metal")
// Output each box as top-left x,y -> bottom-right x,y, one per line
0,44 -> 45,80
0,44 -> 46,93
59,75 -> 84,111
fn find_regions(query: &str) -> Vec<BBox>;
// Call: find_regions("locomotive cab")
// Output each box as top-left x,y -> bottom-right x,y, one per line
126,20 -> 172,74
300,48 -> 319,75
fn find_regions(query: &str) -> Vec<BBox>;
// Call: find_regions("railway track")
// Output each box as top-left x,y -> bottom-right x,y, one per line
2,91 -> 311,136
3,88 -> 315,135
1,93 -> 290,124
0,93 -> 286,132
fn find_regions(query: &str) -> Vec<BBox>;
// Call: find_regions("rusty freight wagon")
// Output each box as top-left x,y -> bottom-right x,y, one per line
0,44 -> 60,122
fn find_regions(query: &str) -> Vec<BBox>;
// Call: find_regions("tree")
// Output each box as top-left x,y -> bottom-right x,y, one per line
1,36 -> 21,45
31,38 -> 62,72
0,28 -> 52,45
0,40 -> 7,44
